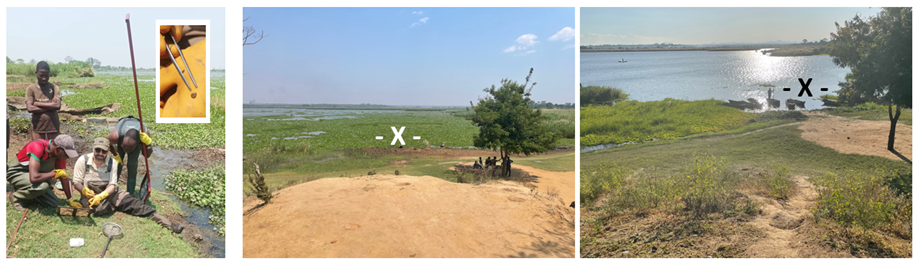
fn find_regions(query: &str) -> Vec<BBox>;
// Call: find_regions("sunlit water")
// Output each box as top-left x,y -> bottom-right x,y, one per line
581,50 -> 851,110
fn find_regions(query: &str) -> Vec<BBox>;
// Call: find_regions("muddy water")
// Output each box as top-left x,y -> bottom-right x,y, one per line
148,147 -> 225,258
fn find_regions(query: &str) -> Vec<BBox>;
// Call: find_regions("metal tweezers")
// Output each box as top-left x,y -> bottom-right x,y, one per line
163,29 -> 198,97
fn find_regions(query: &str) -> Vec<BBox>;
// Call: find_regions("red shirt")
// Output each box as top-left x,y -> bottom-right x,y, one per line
16,139 -> 66,169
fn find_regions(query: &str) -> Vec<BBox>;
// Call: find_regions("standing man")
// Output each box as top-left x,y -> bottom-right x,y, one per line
7,135 -> 78,210
72,137 -> 182,233
106,116 -> 153,196
25,61 -> 62,141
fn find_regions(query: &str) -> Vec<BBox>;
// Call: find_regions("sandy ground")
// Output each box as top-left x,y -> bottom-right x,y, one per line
799,115 -> 912,161
451,162 -> 575,205
744,176 -> 852,258
243,175 -> 575,258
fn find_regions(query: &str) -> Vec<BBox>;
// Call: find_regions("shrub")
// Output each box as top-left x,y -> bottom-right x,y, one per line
677,154 -> 741,218
812,169 -> 909,229
761,165 -> 795,199
580,85 -> 629,106
579,165 -> 631,205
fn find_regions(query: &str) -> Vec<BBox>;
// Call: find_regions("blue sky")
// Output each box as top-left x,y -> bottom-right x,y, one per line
243,7 -> 576,106
7,7 -> 225,69
581,7 -> 878,45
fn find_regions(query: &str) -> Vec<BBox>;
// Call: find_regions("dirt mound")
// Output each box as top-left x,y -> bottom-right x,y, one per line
799,116 -> 911,161
243,175 -> 575,258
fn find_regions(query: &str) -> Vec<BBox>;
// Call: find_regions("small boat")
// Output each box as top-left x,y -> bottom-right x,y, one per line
821,99 -> 840,107
767,98 -> 781,108
786,99 -> 806,110
618,58 -> 628,63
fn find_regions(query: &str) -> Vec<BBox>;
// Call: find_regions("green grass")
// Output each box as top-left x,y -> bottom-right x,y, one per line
582,124 -> 910,177
7,61 -> 95,78
824,102 -> 912,125
512,151 -> 575,172
165,166 -> 225,236
580,99 -> 758,146
54,74 -> 226,149
5,189 -> 199,258
7,89 -> 25,97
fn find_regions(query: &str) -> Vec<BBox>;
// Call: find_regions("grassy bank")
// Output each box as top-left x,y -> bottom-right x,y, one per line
581,122 -> 911,257
5,189 -> 199,258
8,74 -> 226,149
6,61 -> 95,78
823,102 -> 912,125
581,99 -> 771,146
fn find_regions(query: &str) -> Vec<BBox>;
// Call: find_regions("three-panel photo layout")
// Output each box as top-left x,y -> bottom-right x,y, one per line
2,5 -> 913,259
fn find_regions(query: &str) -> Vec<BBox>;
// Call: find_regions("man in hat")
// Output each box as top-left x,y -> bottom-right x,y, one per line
7,134 -> 78,210
71,137 -> 182,233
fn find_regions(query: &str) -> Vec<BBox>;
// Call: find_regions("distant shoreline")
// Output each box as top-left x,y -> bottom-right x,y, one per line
581,44 -> 829,57
580,46 -> 771,53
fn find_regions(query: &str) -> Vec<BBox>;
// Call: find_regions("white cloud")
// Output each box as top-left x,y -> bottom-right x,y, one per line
516,34 -> 538,47
504,34 -> 539,53
410,17 -> 430,28
525,50 -> 536,55
548,27 -> 575,41
412,11 -> 423,15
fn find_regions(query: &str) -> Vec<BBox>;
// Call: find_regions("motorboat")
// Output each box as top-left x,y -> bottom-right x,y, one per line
618,58 -> 627,63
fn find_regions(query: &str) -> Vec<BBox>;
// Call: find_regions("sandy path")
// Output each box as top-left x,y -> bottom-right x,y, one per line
508,164 -> 575,205
800,115 -> 912,161
745,176 -> 851,258
243,175 -> 574,258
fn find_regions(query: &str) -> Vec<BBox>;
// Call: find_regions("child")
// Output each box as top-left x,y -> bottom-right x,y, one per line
25,61 -> 62,141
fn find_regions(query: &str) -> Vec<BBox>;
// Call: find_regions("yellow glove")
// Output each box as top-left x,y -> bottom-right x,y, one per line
112,154 -> 123,165
89,191 -> 110,207
68,198 -> 83,208
159,25 -> 183,66
140,132 -> 152,146
53,169 -> 69,180
159,39 -> 207,118
81,186 -> 96,198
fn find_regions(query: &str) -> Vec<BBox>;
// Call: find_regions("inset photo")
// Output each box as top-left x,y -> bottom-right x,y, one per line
6,7 -> 226,258
242,7 -> 576,258
156,20 -> 210,122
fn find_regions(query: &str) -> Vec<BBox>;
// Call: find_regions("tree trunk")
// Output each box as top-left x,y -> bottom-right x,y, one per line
887,104 -> 901,151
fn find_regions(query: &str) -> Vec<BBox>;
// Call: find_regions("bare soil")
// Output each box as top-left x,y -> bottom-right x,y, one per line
243,175 -> 575,258
799,114 -> 912,161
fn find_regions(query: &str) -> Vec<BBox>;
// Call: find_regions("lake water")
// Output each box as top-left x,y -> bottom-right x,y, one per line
580,50 -> 851,110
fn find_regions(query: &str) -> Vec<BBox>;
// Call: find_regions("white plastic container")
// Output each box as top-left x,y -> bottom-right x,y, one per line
70,238 -> 84,247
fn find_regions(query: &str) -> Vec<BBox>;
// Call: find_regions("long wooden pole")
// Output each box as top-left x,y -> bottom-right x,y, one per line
125,14 -> 153,202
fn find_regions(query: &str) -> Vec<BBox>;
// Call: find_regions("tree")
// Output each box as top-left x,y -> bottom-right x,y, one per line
470,68 -> 557,177
243,17 -> 268,46
5,56 -> 10,63
86,57 -> 102,69
16,59 -> 24,64
829,7 -> 912,151
64,56 -> 73,63
29,59 -> 35,64
803,39 -> 808,44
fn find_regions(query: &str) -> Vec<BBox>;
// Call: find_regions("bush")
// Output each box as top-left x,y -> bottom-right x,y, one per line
9,117 -> 31,134
580,85 -> 628,106
579,166 -> 630,204
677,154 -> 742,218
6,61 -> 95,78
761,165 -> 795,199
812,169 -> 909,229
165,166 -> 225,236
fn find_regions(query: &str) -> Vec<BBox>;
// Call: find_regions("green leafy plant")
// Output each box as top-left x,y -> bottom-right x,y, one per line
164,166 -> 225,236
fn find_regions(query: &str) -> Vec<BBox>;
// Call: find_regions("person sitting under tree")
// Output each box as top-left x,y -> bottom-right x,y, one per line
7,135 -> 78,210
70,137 -> 183,233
